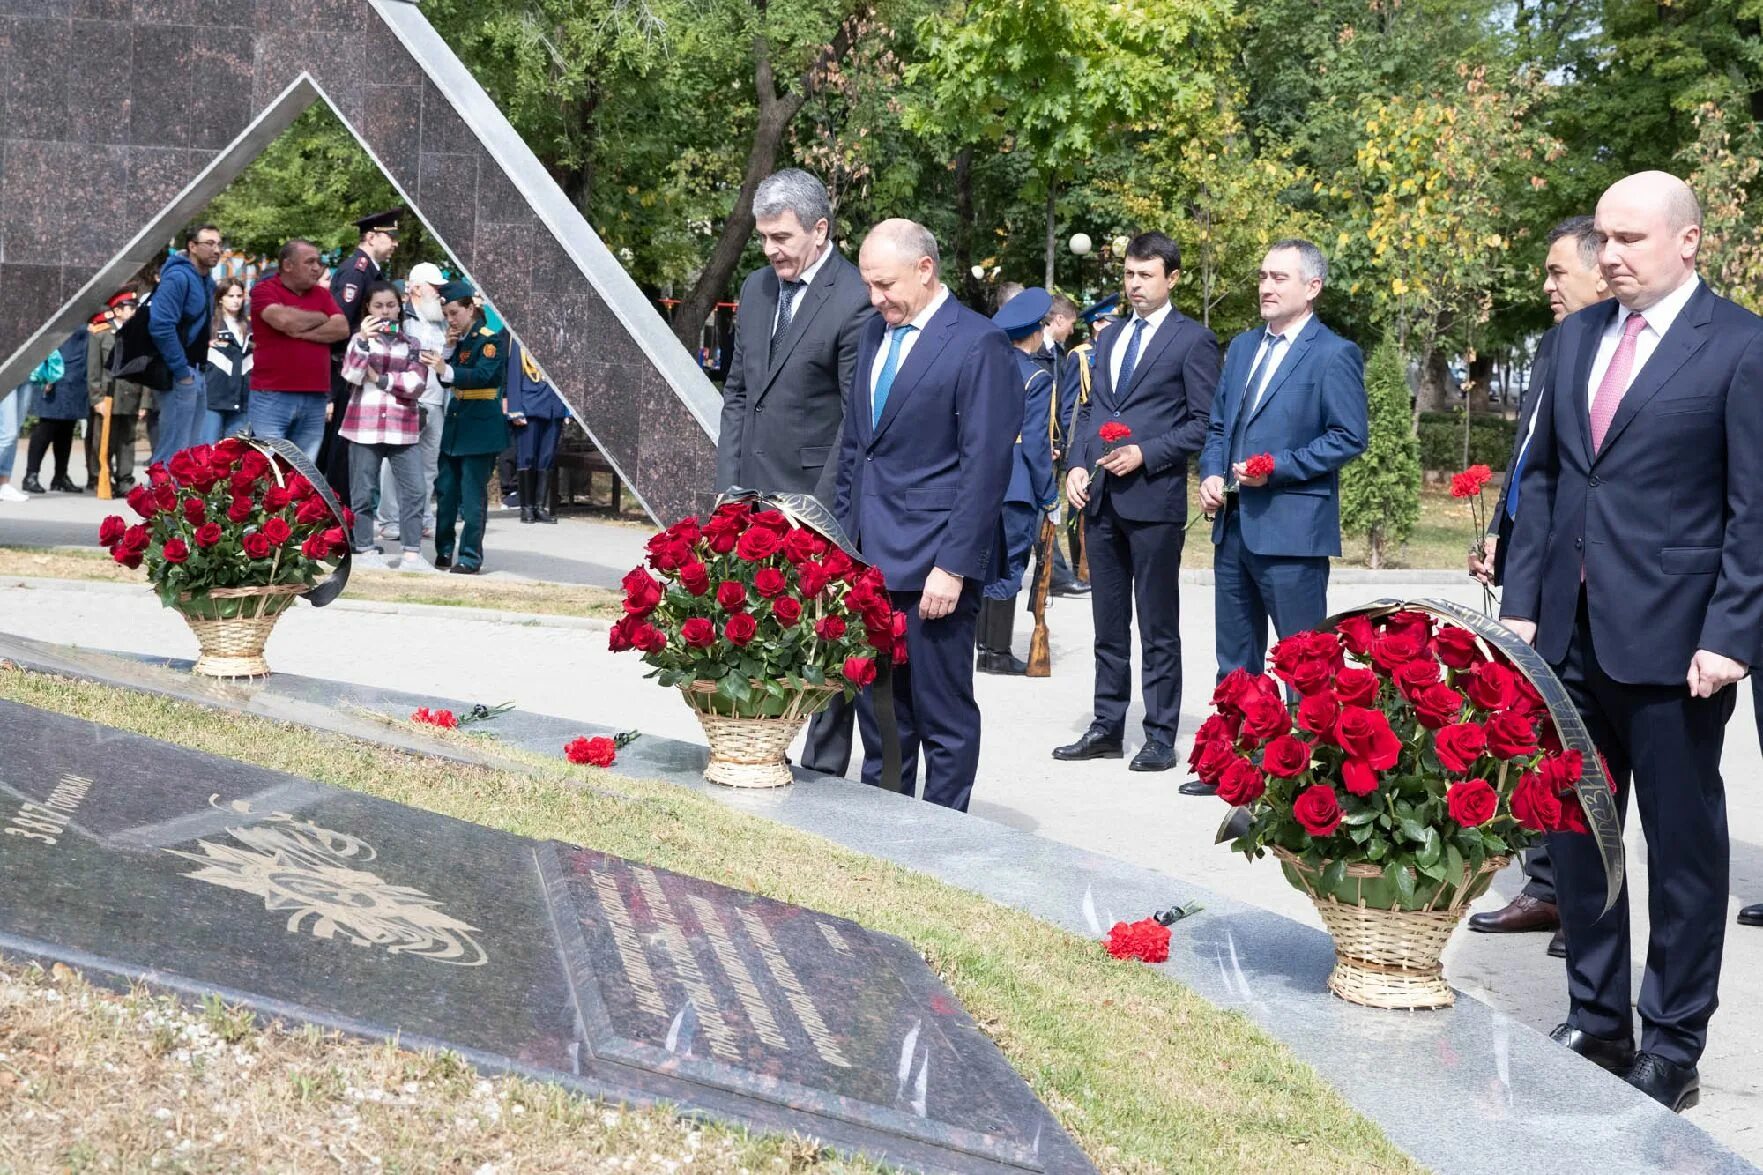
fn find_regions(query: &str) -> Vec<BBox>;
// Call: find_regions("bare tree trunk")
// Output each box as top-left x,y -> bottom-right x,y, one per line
953,145 -> 984,308
1043,179 -> 1057,290
1414,348 -> 1453,415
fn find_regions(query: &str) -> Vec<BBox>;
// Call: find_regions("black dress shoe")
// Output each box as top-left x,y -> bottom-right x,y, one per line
1468,893 -> 1560,934
1052,731 -> 1123,761
1129,742 -> 1178,772
50,474 -> 82,493
20,474 -> 45,494
1550,1023 -> 1636,1073
1179,780 -> 1218,797
1624,1053 -> 1700,1112
1739,903 -> 1763,927
1050,579 -> 1091,597
1547,929 -> 1567,958
449,564 -> 479,575
433,554 -> 451,569
985,650 -> 1028,675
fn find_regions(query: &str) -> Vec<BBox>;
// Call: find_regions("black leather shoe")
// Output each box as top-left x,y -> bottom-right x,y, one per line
50,474 -> 82,493
1468,893 -> 1560,934
1129,742 -> 1178,772
987,651 -> 1028,675
1739,903 -> 1763,927
1550,1023 -> 1636,1074
449,564 -> 479,575
1050,579 -> 1091,597
433,554 -> 451,569
1547,929 -> 1567,958
1053,731 -> 1123,761
20,474 -> 44,494
1179,780 -> 1218,797
1624,1053 -> 1700,1112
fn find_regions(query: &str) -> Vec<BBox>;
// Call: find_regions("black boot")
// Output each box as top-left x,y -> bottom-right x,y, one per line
50,473 -> 81,494
533,468 -> 557,523
518,469 -> 536,524
990,597 -> 1028,675
974,599 -> 998,673
20,474 -> 45,495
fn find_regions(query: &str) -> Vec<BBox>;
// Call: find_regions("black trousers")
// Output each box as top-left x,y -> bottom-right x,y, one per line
25,418 -> 76,480
1085,496 -> 1184,745
801,695 -> 854,777
1550,594 -> 1734,1065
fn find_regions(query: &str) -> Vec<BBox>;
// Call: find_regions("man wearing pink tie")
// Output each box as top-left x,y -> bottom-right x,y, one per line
1501,171 -> 1763,1112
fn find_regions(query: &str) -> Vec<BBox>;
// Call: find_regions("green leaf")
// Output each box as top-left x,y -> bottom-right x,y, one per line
1322,858 -> 1349,891
1398,817 -> 1429,845
1392,862 -> 1417,905
1446,842 -> 1465,884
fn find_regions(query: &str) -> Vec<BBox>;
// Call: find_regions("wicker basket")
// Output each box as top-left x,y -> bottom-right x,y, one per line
173,584 -> 310,678
1275,846 -> 1508,1010
680,680 -> 842,789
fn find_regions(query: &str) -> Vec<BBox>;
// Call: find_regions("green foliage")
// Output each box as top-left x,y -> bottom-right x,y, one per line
1416,412 -> 1515,472
1340,341 -> 1421,568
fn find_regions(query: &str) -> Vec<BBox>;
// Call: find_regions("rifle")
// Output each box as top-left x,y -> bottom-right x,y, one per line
1026,514 -> 1057,677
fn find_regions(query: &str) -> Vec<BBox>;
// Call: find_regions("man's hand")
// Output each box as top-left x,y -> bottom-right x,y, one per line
1688,650 -> 1747,698
508,413 -> 528,428
1501,617 -> 1536,645
1230,460 -> 1268,489
1469,535 -> 1497,585
1099,443 -> 1144,476
1066,466 -> 1091,510
1199,474 -> 1227,512
920,568 -> 963,621
95,396 -> 112,419
175,374 -> 195,389
325,402 -> 334,423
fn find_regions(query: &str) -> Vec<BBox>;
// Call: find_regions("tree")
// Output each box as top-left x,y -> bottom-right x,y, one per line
1681,100 -> 1763,314
1340,339 -> 1421,568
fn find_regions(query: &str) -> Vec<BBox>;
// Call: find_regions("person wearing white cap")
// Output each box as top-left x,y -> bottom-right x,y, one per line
377,261 -> 448,550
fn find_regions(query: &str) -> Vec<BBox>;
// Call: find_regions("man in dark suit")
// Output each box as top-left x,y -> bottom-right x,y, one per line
834,219 -> 1019,812
715,169 -> 876,777
1055,232 -> 1220,772
1187,239 -> 1366,795
1468,215 -> 1608,952
1502,171 -> 1763,1111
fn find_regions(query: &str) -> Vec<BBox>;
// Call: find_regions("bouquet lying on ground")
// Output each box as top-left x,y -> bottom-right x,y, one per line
1192,608 -> 1598,901
612,500 -> 907,717
98,440 -> 347,609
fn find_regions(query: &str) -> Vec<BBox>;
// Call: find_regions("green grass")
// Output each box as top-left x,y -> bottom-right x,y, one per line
0,667 -> 1421,1174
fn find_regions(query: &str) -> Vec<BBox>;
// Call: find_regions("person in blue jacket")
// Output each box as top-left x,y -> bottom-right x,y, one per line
21,329 -> 90,493
978,287 -> 1060,675
147,224 -> 222,464
504,338 -> 570,524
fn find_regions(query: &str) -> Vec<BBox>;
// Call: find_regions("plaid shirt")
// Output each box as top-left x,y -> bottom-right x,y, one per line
339,330 -> 426,446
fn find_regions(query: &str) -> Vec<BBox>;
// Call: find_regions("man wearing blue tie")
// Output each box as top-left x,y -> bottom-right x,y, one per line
1192,240 -> 1367,795
834,219 -> 1019,812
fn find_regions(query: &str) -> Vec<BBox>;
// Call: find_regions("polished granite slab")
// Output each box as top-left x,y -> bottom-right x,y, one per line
0,695 -> 1090,1174
0,631 -> 1754,1175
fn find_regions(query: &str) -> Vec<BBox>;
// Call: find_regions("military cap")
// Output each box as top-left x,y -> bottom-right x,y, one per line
354,208 -> 404,236
439,278 -> 477,304
1079,293 -> 1121,324
991,286 -> 1053,340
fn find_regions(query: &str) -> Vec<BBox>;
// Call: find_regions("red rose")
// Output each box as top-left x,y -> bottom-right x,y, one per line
622,568 -> 663,616
146,462 -> 170,485
1239,695 -> 1290,743
1211,667 -> 1259,713
1392,657 -> 1440,698
262,516 -> 292,545
782,528 -> 826,563
1369,628 -> 1427,671
194,522 -> 223,548
1341,758 -> 1380,796
121,524 -> 150,553
646,534 -> 692,572
239,450 -> 270,479
735,527 -> 782,561
1540,748 -> 1584,793
842,656 -> 877,687
632,623 -> 666,653
228,470 -> 258,498
820,548 -> 855,580
772,596 -> 803,626
1464,662 -> 1517,712
243,532 -> 271,559
125,484 -> 156,519
1413,683 -> 1466,730
681,617 -> 716,649
168,448 -> 203,484
678,561 -> 710,596
227,496 -> 254,524
1335,615 -> 1376,656
1291,784 -> 1343,838
1433,722 -> 1488,774
263,485 -> 293,512
1282,659 -> 1334,696
1433,626 -> 1485,670
1216,757 -> 1267,805
607,615 -> 637,651
1382,610 -> 1435,642
716,580 -> 748,611
162,538 -> 190,564
1103,917 -> 1169,963
98,515 -> 126,547
1189,715 -> 1242,783
754,567 -> 788,599
1260,734 -> 1312,779
153,482 -> 178,513
814,615 -> 847,641
1098,421 -> 1133,444
724,613 -> 758,645
322,526 -> 348,555
1296,692 -> 1341,739
564,735 -> 619,768
1446,778 -> 1499,827
1334,706 -> 1401,770
796,562 -> 833,597
113,545 -> 143,569
284,472 -> 313,501
1333,666 -> 1380,707
1242,452 -> 1275,480
1484,711 -> 1539,759
1510,771 -> 1563,831
749,508 -> 791,535
180,497 -> 205,524
301,533 -> 330,561
295,496 -> 331,525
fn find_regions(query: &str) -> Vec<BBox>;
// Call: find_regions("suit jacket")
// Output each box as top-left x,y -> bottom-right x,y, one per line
1004,350 -> 1058,509
1199,316 -> 1366,557
1069,307 -> 1219,522
833,295 -> 1019,592
1488,326 -> 1560,584
716,249 -> 875,505
1502,281 -> 1763,683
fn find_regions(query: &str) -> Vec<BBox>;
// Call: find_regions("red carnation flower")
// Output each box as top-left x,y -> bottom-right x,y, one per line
716,580 -> 748,611
97,515 -> 126,548
1098,421 -> 1133,444
842,655 -> 877,687
1450,464 -> 1494,499
1292,784 -> 1343,838
1334,706 -> 1401,770
1260,734 -> 1312,779
1446,778 -> 1499,827
565,735 -> 619,768
194,522 -> 223,549
1103,917 -> 1170,963
161,537 -> 190,564
1433,722 -> 1488,774
680,617 -> 716,649
1242,452 -> 1275,480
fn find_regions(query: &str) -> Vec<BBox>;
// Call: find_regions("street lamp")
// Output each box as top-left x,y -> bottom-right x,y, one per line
1068,234 -> 1092,299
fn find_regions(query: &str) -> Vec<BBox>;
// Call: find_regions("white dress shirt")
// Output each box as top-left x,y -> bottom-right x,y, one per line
1586,275 -> 1700,410
1107,300 -> 1174,391
772,244 -> 832,335
869,284 -> 949,416
1245,311 -> 1312,415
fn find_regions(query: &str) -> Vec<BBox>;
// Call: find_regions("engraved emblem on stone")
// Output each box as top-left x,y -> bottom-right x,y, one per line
168,797 -> 488,966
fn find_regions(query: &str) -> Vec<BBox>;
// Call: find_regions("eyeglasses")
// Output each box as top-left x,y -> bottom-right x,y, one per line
195,239 -> 223,249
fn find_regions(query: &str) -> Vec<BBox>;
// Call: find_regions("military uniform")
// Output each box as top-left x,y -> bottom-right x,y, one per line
506,338 -> 568,524
322,208 -> 402,498
86,324 -> 145,490
433,285 -> 510,574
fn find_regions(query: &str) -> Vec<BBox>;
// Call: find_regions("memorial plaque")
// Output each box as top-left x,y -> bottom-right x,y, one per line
0,701 -> 1091,1173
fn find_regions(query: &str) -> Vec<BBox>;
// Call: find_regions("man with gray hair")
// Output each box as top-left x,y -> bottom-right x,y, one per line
1191,239 -> 1367,796
716,167 -> 875,776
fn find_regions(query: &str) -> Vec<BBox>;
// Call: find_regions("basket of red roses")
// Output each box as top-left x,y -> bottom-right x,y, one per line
1194,602 -> 1608,1009
97,438 -> 349,678
614,497 -> 906,789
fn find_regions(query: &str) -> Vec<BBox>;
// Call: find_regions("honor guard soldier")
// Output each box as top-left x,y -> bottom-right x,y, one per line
505,337 -> 569,524
978,287 -> 1059,674
1053,294 -> 1121,590
422,279 -> 510,575
322,208 -> 403,498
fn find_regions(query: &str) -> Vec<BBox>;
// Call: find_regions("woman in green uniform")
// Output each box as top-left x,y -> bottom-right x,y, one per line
422,280 -> 510,574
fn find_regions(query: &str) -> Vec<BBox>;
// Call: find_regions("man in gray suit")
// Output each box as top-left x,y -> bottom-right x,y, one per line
715,168 -> 876,775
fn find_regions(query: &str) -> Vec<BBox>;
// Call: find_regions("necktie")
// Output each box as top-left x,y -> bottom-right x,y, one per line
871,324 -> 916,427
1114,318 -> 1147,397
1505,435 -> 1527,521
1590,312 -> 1647,452
771,280 -> 804,359
1231,332 -> 1283,465
1246,333 -> 1286,415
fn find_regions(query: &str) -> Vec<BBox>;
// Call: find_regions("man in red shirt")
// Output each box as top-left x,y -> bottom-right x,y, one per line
248,239 -> 347,458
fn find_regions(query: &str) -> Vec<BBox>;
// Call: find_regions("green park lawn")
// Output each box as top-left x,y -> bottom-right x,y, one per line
0,667 -> 1421,1174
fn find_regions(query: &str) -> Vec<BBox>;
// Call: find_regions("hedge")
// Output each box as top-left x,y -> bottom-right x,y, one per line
1417,411 -> 1515,472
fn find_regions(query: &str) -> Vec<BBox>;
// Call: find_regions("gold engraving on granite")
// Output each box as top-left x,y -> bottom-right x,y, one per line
4,774 -> 94,847
168,797 -> 487,967
629,867 -> 741,1061
736,907 -> 851,1068
588,870 -> 668,1018
685,895 -> 789,1050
